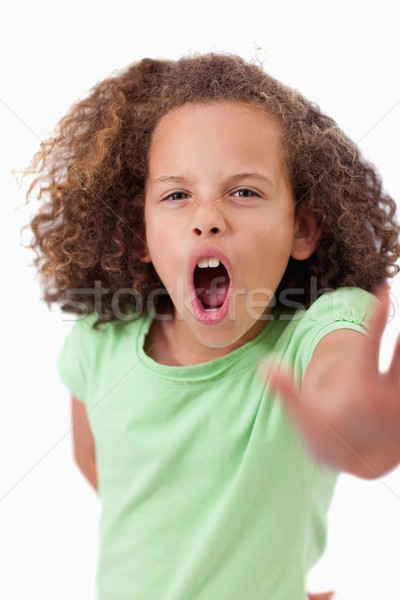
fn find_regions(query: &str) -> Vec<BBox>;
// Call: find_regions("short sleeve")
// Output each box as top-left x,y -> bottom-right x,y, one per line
291,287 -> 378,377
57,314 -> 98,403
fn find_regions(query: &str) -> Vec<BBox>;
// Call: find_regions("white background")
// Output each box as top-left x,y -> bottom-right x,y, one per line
1,1 -> 400,598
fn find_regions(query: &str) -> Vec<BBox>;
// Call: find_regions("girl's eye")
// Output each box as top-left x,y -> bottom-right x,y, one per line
232,188 -> 258,198
163,191 -> 190,202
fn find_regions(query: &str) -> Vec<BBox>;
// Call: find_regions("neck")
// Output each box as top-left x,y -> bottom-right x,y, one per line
144,311 -> 269,367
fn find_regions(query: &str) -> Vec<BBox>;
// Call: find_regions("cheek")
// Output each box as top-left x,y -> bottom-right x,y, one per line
252,217 -> 294,257
144,210 -> 164,253
145,225 -> 178,284
246,225 -> 294,285
146,207 -> 175,242
267,215 -> 295,255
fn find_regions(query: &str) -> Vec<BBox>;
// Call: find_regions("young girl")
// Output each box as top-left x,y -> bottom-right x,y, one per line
27,54 -> 400,599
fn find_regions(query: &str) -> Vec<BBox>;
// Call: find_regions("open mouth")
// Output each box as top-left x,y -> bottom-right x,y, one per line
193,259 -> 231,312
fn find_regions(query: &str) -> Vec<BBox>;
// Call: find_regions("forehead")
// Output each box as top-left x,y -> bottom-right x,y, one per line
152,101 -> 281,142
148,101 -> 285,174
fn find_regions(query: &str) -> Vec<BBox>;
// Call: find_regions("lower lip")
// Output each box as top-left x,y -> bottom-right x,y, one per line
190,288 -> 231,325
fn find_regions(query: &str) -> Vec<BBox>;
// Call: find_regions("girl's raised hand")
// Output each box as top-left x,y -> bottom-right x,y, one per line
269,289 -> 400,478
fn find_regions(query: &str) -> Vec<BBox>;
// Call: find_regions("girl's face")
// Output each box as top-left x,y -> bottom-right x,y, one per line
144,101 -> 313,358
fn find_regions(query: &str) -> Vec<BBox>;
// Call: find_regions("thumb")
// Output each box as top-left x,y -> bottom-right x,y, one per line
265,363 -> 318,439
265,363 -> 302,414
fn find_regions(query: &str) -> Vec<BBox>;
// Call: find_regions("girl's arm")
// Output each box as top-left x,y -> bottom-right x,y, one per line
71,396 -> 98,490
270,290 -> 400,479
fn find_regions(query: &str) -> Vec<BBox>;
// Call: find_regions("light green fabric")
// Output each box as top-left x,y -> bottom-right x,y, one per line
58,287 -> 375,600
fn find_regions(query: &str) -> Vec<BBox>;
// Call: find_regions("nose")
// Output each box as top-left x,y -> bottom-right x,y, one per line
192,205 -> 226,238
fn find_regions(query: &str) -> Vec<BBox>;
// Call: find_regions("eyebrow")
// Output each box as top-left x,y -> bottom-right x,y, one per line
152,172 -> 274,188
227,172 -> 274,188
153,175 -> 191,185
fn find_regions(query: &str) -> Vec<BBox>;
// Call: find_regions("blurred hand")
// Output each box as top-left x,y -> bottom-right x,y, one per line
269,289 -> 400,478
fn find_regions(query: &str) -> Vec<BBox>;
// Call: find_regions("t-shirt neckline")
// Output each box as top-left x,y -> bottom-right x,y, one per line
136,311 -> 281,382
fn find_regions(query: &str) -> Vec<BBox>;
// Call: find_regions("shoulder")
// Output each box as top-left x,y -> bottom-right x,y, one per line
57,312 -> 151,403
65,312 -> 149,345
302,287 -> 376,325
58,312 -> 151,376
281,287 -> 377,374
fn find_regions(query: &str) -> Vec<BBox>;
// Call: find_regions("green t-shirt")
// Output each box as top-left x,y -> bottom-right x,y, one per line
58,287 -> 375,600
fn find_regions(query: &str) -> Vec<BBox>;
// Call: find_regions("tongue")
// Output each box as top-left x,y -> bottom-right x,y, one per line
195,266 -> 230,308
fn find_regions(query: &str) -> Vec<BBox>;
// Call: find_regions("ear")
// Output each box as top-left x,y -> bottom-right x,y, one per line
140,239 -> 152,263
291,212 -> 321,260
140,249 -> 152,264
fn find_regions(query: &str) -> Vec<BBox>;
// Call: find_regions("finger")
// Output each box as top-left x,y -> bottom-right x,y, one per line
308,593 -> 335,600
267,365 -> 329,433
266,364 -> 299,403
388,332 -> 400,380
266,364 -> 306,422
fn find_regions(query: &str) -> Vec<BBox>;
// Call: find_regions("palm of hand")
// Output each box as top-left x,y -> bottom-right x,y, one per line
269,290 -> 400,478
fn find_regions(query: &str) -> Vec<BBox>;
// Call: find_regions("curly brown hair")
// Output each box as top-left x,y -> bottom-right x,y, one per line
26,53 -> 400,320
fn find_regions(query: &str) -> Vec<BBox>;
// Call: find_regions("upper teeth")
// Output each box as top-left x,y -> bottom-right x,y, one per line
197,257 -> 220,268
